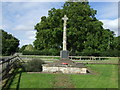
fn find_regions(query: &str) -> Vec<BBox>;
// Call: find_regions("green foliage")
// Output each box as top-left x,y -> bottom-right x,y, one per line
22,49 -> 59,55
81,49 -> 100,56
23,59 -> 45,72
22,50 -> 41,55
100,49 -> 120,57
34,2 -> 116,56
1,29 -> 19,56
24,44 -> 34,51
19,45 -> 28,52
113,36 -> 120,50
20,44 -> 36,55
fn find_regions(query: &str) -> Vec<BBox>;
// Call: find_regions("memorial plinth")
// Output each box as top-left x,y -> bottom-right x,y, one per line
42,59 -> 87,74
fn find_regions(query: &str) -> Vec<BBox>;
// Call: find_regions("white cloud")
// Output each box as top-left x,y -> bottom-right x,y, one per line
29,36 -> 36,40
0,25 -> 2,29
3,2 -> 50,31
20,40 -> 34,47
15,14 -> 21,18
26,31 -> 36,40
13,25 -> 34,31
19,30 -> 36,47
26,31 -> 36,35
100,18 -> 118,36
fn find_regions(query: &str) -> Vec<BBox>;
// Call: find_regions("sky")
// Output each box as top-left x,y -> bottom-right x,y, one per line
1,1 -> 119,47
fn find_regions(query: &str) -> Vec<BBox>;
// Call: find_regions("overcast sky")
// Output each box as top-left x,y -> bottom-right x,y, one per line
1,1 -> 119,47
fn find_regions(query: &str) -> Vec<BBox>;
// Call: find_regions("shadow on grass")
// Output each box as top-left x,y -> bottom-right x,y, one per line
2,68 -> 23,90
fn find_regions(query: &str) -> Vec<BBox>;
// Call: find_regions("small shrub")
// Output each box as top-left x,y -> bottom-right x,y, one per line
23,59 -> 45,72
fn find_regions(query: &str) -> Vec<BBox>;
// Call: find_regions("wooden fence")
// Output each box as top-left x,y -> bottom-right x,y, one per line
19,55 -> 119,64
0,55 -> 25,89
19,55 -> 119,60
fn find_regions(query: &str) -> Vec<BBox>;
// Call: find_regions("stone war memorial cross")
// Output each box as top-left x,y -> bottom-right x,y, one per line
42,15 -> 87,74
60,15 -> 69,59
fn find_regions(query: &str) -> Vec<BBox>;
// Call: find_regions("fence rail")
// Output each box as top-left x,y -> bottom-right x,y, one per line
0,55 -> 25,89
19,55 -> 119,58
19,55 -> 119,59
19,55 -> 119,64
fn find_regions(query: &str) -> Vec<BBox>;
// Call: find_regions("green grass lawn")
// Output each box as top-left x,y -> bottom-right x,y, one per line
9,65 -> 118,88
70,65 -> 118,88
74,59 -> 118,63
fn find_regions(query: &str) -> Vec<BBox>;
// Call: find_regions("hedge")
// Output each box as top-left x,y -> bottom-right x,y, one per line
22,49 -> 120,57
22,49 -> 59,56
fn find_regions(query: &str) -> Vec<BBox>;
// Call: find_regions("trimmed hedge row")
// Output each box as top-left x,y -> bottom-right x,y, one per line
79,49 -> 120,57
22,49 -> 120,57
22,49 -> 59,56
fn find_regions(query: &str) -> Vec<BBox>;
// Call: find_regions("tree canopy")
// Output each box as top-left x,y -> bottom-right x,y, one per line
24,44 -> 34,51
19,45 -> 28,53
1,29 -> 19,56
34,2 -> 116,56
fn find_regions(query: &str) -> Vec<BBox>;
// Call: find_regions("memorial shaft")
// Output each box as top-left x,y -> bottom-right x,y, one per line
62,15 -> 68,50
60,15 -> 69,59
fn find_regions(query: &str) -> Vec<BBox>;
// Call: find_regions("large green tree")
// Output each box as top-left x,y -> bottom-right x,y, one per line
34,2 -> 115,56
1,29 -> 19,56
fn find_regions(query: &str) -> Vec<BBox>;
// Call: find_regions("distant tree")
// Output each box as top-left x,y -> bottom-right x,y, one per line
24,44 -> 34,51
19,45 -> 28,52
34,1 -> 115,56
1,29 -> 19,56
